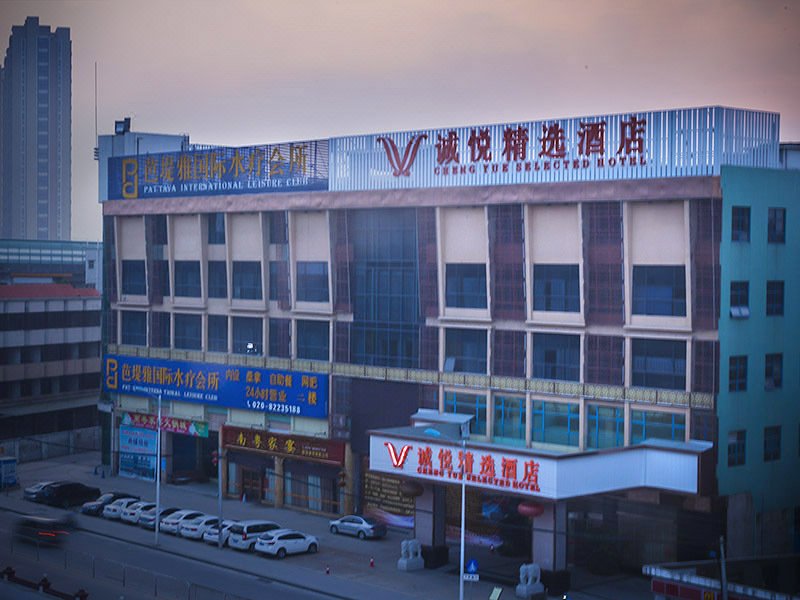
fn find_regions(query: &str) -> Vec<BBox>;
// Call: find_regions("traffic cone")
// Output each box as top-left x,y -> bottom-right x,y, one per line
325,565 -> 330,575
369,556 -> 375,568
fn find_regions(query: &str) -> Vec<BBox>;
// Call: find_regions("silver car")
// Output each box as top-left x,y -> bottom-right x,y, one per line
179,515 -> 222,540
160,510 -> 205,535
328,515 -> 387,539
121,501 -> 156,525
226,520 -> 281,551
202,519 -> 238,546
102,497 -> 140,520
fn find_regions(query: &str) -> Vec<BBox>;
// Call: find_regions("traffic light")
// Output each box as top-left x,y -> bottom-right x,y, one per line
211,450 -> 219,467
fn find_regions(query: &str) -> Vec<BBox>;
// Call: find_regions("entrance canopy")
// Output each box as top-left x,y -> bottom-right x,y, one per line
369,427 -> 712,501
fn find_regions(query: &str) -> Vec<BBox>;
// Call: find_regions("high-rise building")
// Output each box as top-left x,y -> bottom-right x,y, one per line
0,16 -> 71,241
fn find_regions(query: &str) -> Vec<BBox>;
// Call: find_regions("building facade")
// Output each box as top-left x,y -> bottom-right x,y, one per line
0,238 -> 103,290
0,17 -> 71,241
99,106 -> 797,570
0,283 -> 101,460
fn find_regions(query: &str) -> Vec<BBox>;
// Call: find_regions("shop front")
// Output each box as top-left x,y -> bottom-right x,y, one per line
222,425 -> 349,515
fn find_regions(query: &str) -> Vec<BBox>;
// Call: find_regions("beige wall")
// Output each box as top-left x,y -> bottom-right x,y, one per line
528,204 -> 581,263
118,216 -> 145,259
229,213 -> 262,260
292,211 -> 330,261
628,201 -> 685,264
172,215 -> 202,259
440,207 -> 487,263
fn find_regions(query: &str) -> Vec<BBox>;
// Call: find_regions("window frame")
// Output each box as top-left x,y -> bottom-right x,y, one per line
765,353 -> 783,390
728,355 -> 748,392
766,280 -> 784,316
631,265 -> 686,317
767,207 -> 785,244
296,261 -> 330,303
731,206 -> 750,242
763,425 -> 781,462
174,260 -> 202,298
232,261 -> 263,301
533,264 -> 580,313
727,430 -> 746,467
445,263 -> 488,309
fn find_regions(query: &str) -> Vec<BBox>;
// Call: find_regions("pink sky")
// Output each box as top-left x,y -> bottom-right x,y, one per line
2,0 -> 798,241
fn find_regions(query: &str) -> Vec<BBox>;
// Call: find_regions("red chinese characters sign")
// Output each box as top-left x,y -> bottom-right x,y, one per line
121,411 -> 208,437
223,425 -> 345,466
371,436 -> 548,496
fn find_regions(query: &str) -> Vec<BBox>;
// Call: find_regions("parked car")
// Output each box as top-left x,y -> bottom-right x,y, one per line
121,501 -> 156,525
160,509 -> 205,535
227,520 -> 281,551
82,491 -> 139,516
179,514 -> 223,540
23,481 -> 59,503
102,497 -> 140,520
40,482 -> 102,508
254,528 -> 319,558
138,506 -> 181,530
328,515 -> 387,540
14,514 -> 75,547
202,520 -> 238,546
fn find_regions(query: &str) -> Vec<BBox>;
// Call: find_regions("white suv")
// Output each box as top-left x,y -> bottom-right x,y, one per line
226,520 -> 281,551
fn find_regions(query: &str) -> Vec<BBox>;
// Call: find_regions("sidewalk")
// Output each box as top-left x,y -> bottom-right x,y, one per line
4,452 -> 653,600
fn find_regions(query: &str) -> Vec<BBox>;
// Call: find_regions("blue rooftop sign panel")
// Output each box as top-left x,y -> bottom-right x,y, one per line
103,354 -> 329,419
329,107 -> 779,191
107,140 -> 329,200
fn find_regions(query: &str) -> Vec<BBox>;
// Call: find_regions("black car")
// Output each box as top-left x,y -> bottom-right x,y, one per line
14,514 -> 75,546
40,482 -> 101,508
81,491 -> 138,516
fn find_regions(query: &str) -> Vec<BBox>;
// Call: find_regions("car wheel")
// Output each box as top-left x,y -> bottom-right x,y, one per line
330,525 -> 338,534
308,543 -> 318,554
358,531 -> 366,540
277,547 -> 286,559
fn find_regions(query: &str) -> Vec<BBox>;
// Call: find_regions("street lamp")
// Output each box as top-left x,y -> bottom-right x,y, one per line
459,437 -> 467,600
154,392 -> 162,546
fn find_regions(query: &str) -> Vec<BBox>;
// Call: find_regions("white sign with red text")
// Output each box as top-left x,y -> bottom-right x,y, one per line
370,434 -> 556,499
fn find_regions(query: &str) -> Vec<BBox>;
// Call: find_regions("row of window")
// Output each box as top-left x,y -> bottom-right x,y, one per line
0,373 -> 101,400
0,342 -> 100,365
729,280 -> 784,317
121,259 -> 327,302
0,310 -> 100,331
144,213 -> 288,247
728,353 -> 783,391
731,206 -> 786,243
446,392 -> 686,448
727,424 -> 797,466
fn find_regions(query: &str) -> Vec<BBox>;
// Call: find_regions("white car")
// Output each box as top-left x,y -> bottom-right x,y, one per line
202,520 -> 238,546
254,528 -> 319,559
160,510 -> 205,535
102,497 -> 140,520
179,515 -> 224,540
121,501 -> 156,525
226,520 -> 281,551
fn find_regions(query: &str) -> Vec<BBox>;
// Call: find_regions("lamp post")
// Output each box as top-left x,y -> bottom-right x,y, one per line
459,437 -> 467,600
154,392 -> 162,546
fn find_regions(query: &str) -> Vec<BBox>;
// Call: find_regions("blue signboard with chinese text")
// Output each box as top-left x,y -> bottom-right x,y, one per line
108,140 -> 329,200
103,354 -> 328,419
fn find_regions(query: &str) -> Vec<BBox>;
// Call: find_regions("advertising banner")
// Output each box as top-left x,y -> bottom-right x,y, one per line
119,425 -> 157,481
120,412 -> 208,438
223,425 -> 345,466
104,354 -> 328,419
108,140 -> 328,200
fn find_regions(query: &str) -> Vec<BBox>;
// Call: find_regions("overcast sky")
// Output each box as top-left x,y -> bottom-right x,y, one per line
2,0 -> 798,241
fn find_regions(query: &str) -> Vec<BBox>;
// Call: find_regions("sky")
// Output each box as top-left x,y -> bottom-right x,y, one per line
2,0 -> 799,241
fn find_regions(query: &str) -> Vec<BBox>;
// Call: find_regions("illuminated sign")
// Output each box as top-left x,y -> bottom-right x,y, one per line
370,434 -> 553,497
104,354 -> 328,419
120,411 -> 208,438
223,425 -> 345,465
107,140 -> 328,200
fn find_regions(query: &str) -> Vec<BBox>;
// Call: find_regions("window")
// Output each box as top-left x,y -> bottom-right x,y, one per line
727,430 -> 746,466
154,260 -> 170,297
268,318 -> 290,358
586,404 -> 624,449
150,312 -> 170,348
151,214 -> 168,245
630,410 -> 686,443
208,261 -> 227,298
174,261 -> 201,297
585,335 -> 624,386
296,261 -> 330,302
174,314 -> 201,350
232,261 -> 262,300
632,265 -> 686,316
232,316 -> 262,355
730,281 -> 749,318
532,333 -> 580,381
296,320 -> 329,360
121,260 -> 146,295
765,353 -> 783,390
444,392 -> 487,436
533,264 -> 580,312
120,311 -> 146,346
493,395 -> 525,444
445,263 -> 487,309
766,281 -> 784,316
269,211 -> 287,244
444,328 -> 487,374
531,401 -> 579,446
269,261 -> 284,301
729,356 -> 748,392
207,315 -> 227,353
631,338 -> 686,390
767,208 -> 785,244
732,206 -> 750,242
207,213 -> 225,244
764,426 -> 781,462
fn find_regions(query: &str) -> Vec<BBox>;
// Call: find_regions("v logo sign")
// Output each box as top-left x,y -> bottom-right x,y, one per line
376,134 -> 428,177
384,441 -> 413,468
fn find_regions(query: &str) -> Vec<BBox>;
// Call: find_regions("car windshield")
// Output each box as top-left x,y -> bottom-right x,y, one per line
96,493 -> 114,502
258,531 -> 277,540
228,525 -> 243,534
363,518 -> 378,525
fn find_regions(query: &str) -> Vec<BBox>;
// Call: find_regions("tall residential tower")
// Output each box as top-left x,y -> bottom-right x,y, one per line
0,16 -> 71,240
